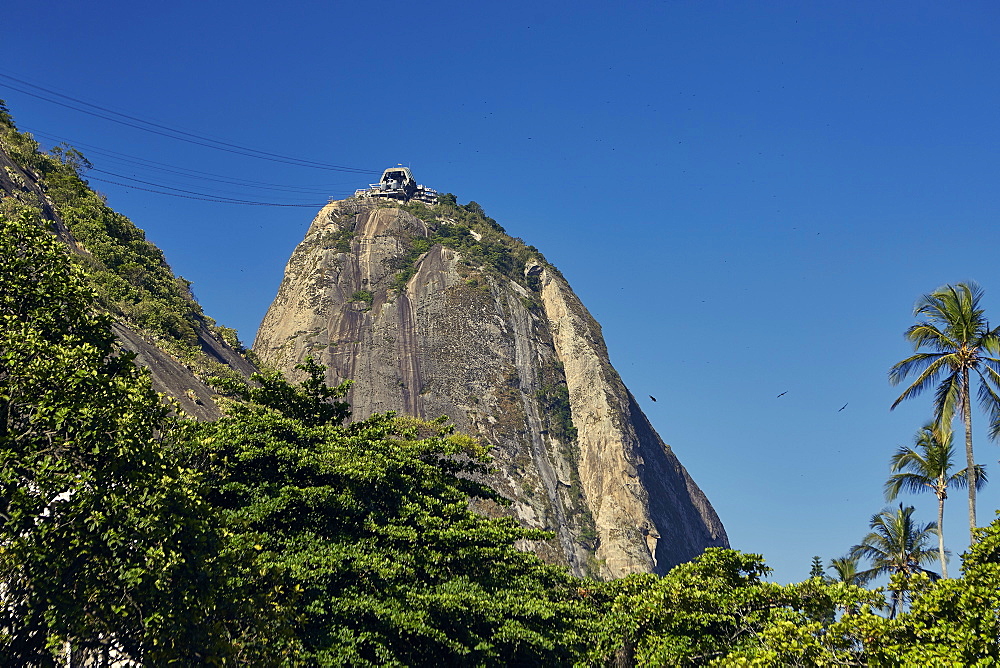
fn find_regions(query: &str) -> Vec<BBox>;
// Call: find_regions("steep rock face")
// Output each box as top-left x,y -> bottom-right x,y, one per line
0,145 -> 75,246
255,199 -> 727,577
0,143 -> 257,418
110,321 -> 257,420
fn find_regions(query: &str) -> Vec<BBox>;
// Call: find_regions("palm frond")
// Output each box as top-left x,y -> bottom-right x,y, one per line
888,445 -> 928,473
953,282 -> 987,342
980,356 -> 1000,381
852,505 -> 940,579
952,464 -> 988,491
850,538 -> 889,567
828,555 -> 871,586
889,351 -> 945,386
982,329 -> 1000,357
890,355 -> 953,409
904,323 -> 958,352
885,472 -> 933,500
973,364 -> 1000,439
932,373 -> 963,429
853,566 -> 884,585
918,283 -> 987,346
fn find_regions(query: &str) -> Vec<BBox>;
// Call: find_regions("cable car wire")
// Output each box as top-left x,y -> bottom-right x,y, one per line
85,174 -> 336,207
26,127 -> 353,194
88,167 -> 340,202
0,71 -> 380,174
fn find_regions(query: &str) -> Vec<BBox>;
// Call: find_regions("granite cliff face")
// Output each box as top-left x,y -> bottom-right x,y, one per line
254,198 -> 727,578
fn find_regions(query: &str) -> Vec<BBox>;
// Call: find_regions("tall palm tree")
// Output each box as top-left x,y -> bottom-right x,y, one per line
885,422 -> 986,578
889,282 -> 1000,542
850,505 -> 939,619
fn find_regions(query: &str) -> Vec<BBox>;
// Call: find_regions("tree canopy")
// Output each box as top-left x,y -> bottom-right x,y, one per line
12,164 -> 1000,664
0,210 -> 594,663
0,211 -> 241,664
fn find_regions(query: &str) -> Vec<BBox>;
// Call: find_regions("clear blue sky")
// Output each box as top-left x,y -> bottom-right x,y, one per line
4,1 -> 1000,583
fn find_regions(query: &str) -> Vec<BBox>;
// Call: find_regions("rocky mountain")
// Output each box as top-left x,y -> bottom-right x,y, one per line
254,195 -> 728,578
0,108 -> 256,418
1,97 -> 726,578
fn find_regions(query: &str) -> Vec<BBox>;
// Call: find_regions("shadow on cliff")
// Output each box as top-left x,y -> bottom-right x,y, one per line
626,390 -> 730,574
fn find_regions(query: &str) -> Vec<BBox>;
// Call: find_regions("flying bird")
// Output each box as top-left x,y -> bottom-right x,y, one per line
776,391 -> 787,398
649,395 -> 657,402
838,403 -> 848,412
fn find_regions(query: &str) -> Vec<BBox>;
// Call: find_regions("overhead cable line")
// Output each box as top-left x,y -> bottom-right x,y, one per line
93,159 -> 342,196
26,127 -> 354,194
85,174 -> 337,207
89,167 -> 339,202
0,71 -> 380,174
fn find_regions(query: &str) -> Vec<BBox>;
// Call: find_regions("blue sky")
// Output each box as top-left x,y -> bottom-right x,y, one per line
4,1 -> 1000,583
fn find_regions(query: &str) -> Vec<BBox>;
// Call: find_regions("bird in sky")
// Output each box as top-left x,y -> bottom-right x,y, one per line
649,395 -> 657,402
839,403 -> 848,412
776,391 -> 787,398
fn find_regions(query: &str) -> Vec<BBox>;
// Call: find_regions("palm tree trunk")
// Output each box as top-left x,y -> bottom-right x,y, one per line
963,369 -> 977,542
937,492 -> 948,578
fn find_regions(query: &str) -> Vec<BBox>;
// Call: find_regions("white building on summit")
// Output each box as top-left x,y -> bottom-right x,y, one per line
354,166 -> 438,203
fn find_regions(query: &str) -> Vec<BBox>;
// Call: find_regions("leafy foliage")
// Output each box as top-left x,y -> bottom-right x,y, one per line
195,365 -> 594,665
349,289 -> 374,305
0,211 -> 247,664
212,356 -> 352,428
587,549 -> 879,666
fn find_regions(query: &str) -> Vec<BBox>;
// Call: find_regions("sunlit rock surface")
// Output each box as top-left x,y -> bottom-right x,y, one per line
254,200 -> 728,577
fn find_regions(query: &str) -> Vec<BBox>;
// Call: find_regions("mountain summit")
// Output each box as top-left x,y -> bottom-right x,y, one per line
254,193 -> 727,578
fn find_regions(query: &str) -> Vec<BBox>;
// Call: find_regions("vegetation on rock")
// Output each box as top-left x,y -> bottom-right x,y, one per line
0,102 -> 251,382
396,196 -> 556,290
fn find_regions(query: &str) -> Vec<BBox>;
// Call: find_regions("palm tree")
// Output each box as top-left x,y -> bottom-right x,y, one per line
850,504 -> 940,618
885,422 -> 986,578
889,282 -> 1000,542
827,555 -> 873,616
828,554 -> 870,587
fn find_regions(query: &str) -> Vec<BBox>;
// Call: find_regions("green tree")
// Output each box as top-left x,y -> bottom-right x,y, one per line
195,363 -> 594,665
589,549 -> 880,666
889,282 -> 1000,541
863,513 -> 1000,664
809,555 -> 828,580
850,505 -> 940,618
0,212 -> 248,664
885,422 -> 986,578
212,355 -> 351,428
